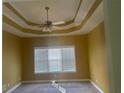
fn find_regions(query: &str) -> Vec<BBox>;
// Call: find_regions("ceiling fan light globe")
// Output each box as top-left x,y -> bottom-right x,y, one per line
42,27 -> 52,32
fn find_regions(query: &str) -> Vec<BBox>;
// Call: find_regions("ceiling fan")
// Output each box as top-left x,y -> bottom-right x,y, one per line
37,7 -> 65,32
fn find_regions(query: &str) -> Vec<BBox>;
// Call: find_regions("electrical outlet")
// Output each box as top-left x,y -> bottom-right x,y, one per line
54,74 -> 57,78
95,79 -> 98,82
7,83 -> 10,87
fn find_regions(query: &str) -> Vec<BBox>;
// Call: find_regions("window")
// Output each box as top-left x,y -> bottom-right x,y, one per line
34,46 -> 76,73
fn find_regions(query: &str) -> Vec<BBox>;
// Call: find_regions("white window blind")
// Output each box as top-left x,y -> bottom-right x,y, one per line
34,46 -> 76,73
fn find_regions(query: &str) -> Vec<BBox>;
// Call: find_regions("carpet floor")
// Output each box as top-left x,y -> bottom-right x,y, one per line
11,81 -> 100,93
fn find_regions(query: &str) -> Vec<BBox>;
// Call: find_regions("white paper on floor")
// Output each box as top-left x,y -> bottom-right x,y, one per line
52,80 -> 66,93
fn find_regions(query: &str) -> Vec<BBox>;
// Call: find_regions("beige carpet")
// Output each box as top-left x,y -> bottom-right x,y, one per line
11,81 -> 100,93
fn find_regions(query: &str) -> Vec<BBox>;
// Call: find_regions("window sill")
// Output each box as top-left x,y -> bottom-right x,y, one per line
34,71 -> 76,74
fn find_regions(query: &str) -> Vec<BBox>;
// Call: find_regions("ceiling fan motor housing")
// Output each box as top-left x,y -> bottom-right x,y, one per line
47,21 -> 52,27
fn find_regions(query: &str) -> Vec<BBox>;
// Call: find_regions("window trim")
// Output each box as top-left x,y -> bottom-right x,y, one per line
34,46 -> 77,74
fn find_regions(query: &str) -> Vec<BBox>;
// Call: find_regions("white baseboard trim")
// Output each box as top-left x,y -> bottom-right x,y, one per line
22,79 -> 90,83
6,83 -> 22,93
6,79 -> 104,93
6,80 -> 104,93
90,81 -> 104,93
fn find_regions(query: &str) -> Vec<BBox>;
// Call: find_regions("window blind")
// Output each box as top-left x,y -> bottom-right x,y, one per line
34,46 -> 76,73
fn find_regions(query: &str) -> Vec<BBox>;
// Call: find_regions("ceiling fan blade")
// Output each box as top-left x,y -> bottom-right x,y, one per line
36,24 -> 47,28
51,26 -> 63,30
52,21 -> 65,26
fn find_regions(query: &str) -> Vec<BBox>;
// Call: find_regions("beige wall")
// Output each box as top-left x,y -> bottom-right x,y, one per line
22,35 -> 90,81
2,22 -> 110,93
88,22 -> 110,93
2,31 -> 22,93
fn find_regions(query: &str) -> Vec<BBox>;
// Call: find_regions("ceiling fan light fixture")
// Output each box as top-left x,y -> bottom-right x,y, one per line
42,26 -> 52,32
38,6 -> 62,32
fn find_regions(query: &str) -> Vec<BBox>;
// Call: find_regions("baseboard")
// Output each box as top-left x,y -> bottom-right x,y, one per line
5,80 -> 104,93
90,81 -> 104,93
6,83 -> 22,93
22,79 -> 90,83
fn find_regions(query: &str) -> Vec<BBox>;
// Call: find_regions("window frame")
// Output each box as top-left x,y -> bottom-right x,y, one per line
34,46 -> 77,74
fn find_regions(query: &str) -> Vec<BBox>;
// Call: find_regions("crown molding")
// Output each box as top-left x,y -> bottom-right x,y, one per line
3,0 -> 102,34
4,0 -> 83,27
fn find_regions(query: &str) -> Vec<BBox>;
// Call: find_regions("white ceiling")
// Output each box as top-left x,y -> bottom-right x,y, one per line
3,0 -> 104,37
9,0 -> 80,23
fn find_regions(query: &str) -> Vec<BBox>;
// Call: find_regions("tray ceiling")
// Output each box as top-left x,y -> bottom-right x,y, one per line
3,0 -> 104,37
